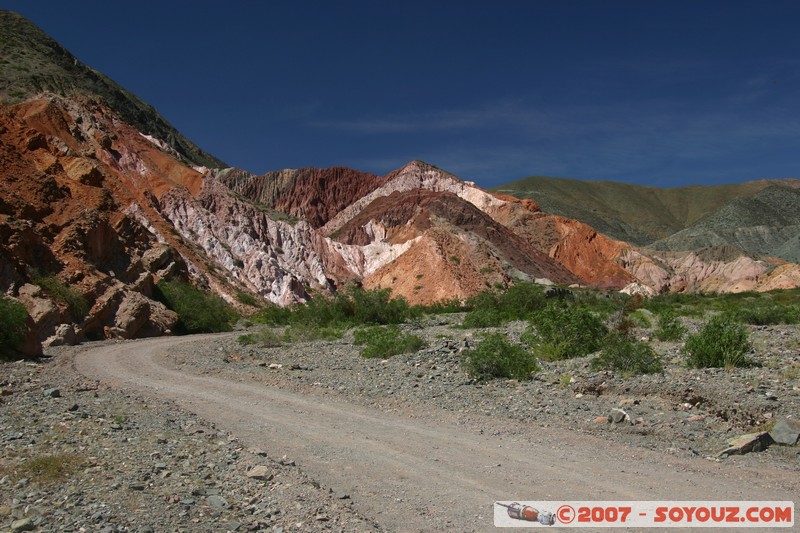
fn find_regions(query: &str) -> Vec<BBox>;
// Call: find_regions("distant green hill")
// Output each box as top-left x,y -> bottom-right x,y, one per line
494,176 -> 800,261
0,10 -> 225,169
650,184 -> 800,262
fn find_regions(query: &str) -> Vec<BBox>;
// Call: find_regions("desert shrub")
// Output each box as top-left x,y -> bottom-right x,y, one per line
282,322 -> 345,342
353,325 -> 426,358
522,303 -> 608,361
237,327 -> 282,347
735,303 -> 800,325
0,297 -> 28,358
348,287 -> 412,325
7,454 -> 85,485
591,332 -> 663,375
461,333 -> 539,381
501,282 -> 548,319
643,292 -> 705,317
256,287 -> 414,331
34,274 -> 89,320
236,291 -> 259,307
461,282 -> 547,327
461,306 -> 505,328
573,289 -> 630,317
683,315 -> 755,368
654,309 -> 687,341
628,309 -> 653,328
415,297 -> 468,315
155,281 -> 237,334
252,304 -> 293,326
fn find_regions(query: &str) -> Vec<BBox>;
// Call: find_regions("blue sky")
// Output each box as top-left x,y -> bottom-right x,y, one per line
5,1 -> 800,187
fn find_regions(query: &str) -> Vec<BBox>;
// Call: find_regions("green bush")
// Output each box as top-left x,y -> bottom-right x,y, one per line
683,315 -> 755,368
348,287 -> 412,325
627,309 -> 652,328
414,298 -> 468,315
282,322 -> 345,342
9,454 -> 85,485
461,333 -> 539,381
254,286 -> 414,331
573,289 -> 630,318
34,274 -> 88,320
461,282 -> 547,327
155,281 -> 238,334
236,291 -> 259,307
461,306 -> 505,328
353,325 -> 426,358
591,332 -> 663,375
735,303 -> 800,325
252,304 -> 293,326
522,303 -> 608,361
654,309 -> 687,341
0,297 -> 28,358
237,327 -> 282,347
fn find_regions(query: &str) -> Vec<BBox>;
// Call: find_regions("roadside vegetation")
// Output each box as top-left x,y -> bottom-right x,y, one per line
1,454 -> 85,485
235,282 -> 800,380
521,302 -> 608,361
683,314 -> 755,368
461,333 -> 539,381
461,282 -> 547,327
155,281 -> 238,334
591,332 -> 663,375
654,309 -> 687,341
0,296 -> 29,359
34,274 -> 89,320
353,325 -> 426,359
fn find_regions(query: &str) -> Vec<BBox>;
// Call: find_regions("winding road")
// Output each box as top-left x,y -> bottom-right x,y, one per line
73,335 -> 798,531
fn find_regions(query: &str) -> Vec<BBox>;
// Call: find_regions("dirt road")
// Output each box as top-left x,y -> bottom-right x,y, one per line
74,335 -> 798,532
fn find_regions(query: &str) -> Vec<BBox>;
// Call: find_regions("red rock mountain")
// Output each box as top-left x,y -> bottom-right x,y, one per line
3,11 -> 800,355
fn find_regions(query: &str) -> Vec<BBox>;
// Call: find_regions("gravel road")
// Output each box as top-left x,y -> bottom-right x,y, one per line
72,333 -> 799,532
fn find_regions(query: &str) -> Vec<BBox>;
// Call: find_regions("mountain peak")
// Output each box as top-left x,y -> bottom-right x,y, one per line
389,159 -> 464,183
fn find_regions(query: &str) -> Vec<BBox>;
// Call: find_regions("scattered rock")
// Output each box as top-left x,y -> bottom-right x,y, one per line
719,432 -> 774,457
206,494 -> 229,509
618,398 -> 639,407
769,418 -> 800,446
609,408 -> 630,424
246,465 -> 273,481
10,518 -> 35,532
44,323 -> 78,347
43,388 -> 60,398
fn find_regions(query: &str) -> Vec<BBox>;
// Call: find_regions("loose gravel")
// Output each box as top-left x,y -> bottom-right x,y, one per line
2,313 -> 798,531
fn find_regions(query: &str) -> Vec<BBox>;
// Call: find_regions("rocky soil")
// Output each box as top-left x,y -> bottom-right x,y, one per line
1,314 -> 799,532
0,347 -> 381,532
